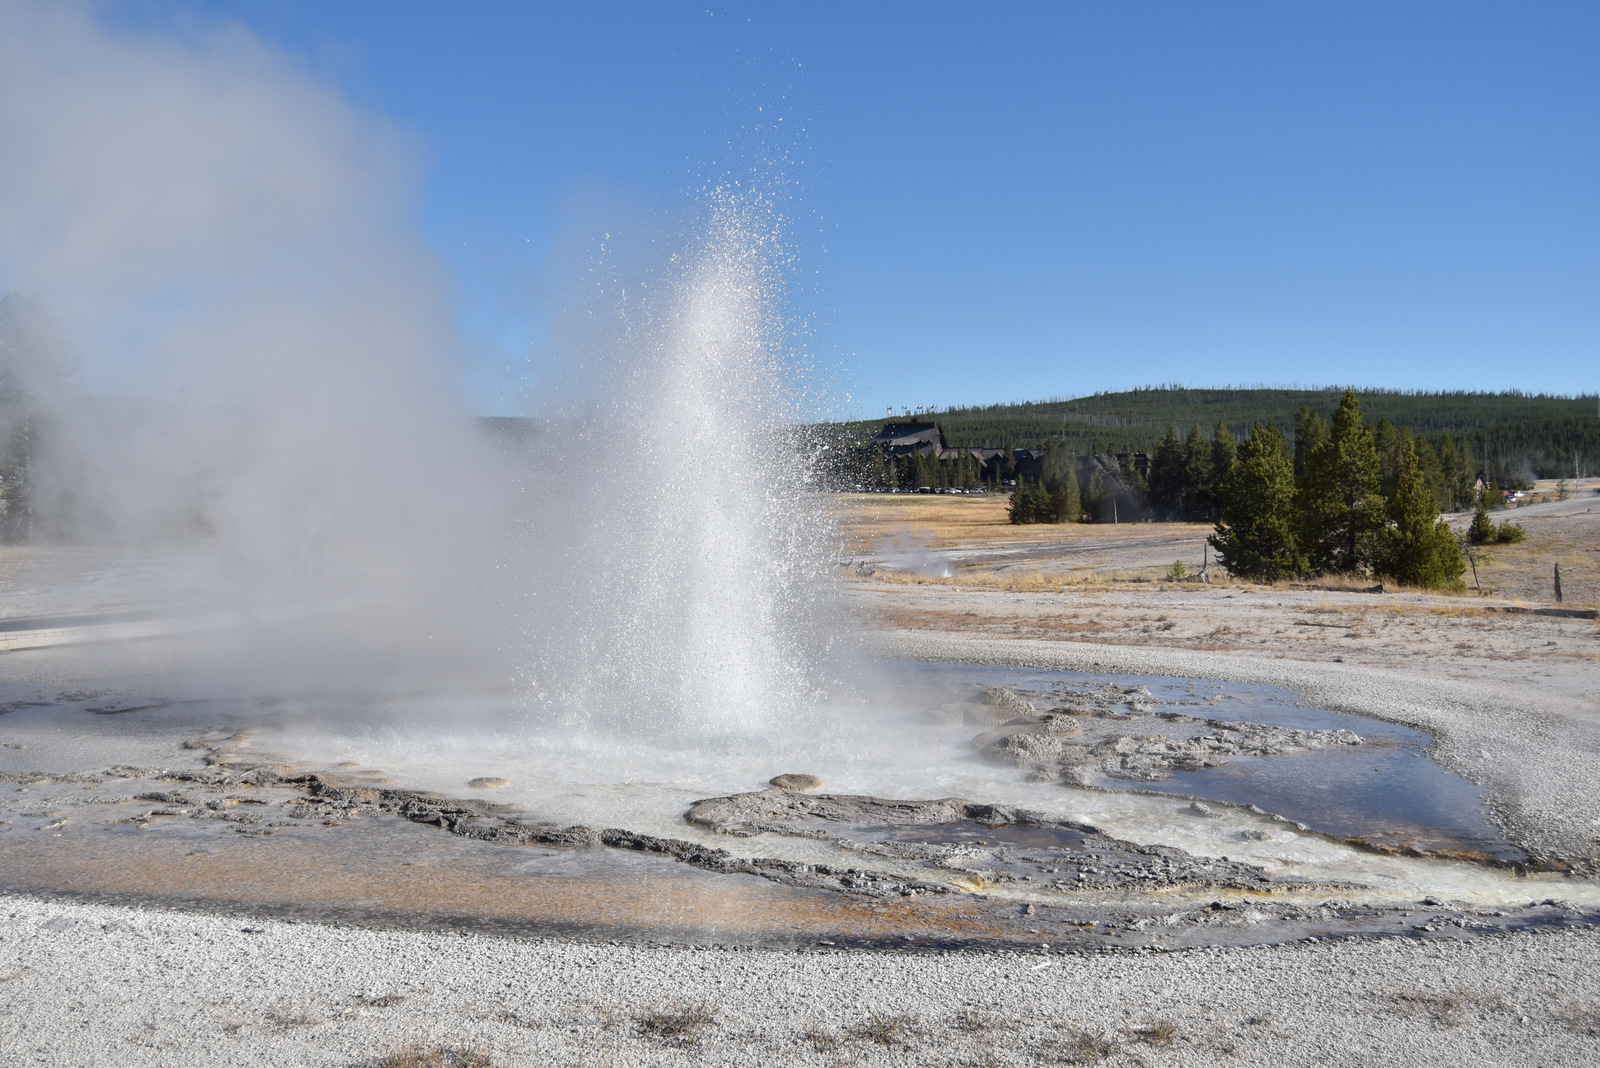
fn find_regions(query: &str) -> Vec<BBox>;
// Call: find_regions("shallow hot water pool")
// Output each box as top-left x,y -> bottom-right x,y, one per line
4,655 -> 1591,919
268,659 -> 1524,877
886,663 -> 1520,864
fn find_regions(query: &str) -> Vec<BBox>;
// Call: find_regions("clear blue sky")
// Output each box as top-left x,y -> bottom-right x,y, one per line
108,1 -> 1597,418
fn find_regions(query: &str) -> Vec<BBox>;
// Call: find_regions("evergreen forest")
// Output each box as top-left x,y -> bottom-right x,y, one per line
837,387 -> 1598,483
1205,392 -> 1467,589
998,392 -> 1474,589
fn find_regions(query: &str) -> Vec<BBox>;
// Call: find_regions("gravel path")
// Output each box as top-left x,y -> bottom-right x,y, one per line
2,893 -> 1598,1067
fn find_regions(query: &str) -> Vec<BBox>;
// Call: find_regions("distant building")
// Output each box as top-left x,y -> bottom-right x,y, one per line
863,421 -> 1155,495
1117,452 -> 1153,479
871,420 -> 948,457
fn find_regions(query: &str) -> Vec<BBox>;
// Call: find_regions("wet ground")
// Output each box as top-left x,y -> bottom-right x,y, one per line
2,667 -> 1598,952
2,758 -> 1594,954
902,663 -> 1523,863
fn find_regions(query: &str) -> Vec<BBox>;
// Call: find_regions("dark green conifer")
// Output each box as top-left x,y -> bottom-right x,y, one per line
1378,439 -> 1465,589
1300,389 -> 1385,574
1085,470 -> 1108,523
869,450 -> 889,489
1292,406 -> 1328,483
1210,422 -> 1304,581
1437,435 -> 1472,511
1034,482 -> 1056,524
1467,500 -> 1496,545
1182,424 -> 1212,520
1149,426 -> 1185,520
1413,435 -> 1445,511
1050,464 -> 1081,523
1007,482 -> 1030,524
1211,422 -> 1238,490
1374,418 -> 1409,498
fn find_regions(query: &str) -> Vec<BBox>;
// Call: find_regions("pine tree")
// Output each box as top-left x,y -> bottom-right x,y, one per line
1210,422 -> 1304,581
1007,482 -> 1032,524
1292,406 -> 1328,483
1437,434 -> 1472,511
1467,500 -> 1496,545
1413,434 -> 1445,511
1378,438 -> 1465,589
1037,441 -> 1080,521
1149,426 -> 1185,520
1211,422 -> 1238,491
1049,464 -> 1081,522
1085,470 -> 1108,523
869,450 -> 889,489
1300,389 -> 1385,574
1034,482 -> 1056,524
1182,423 -> 1212,520
1374,418 -> 1409,498
1465,499 -> 1523,545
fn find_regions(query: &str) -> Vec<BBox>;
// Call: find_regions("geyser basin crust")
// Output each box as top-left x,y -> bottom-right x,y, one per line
0,578 -> 1593,952
932,668 -> 1522,863
876,631 -> 1600,873
3,685 -> 1597,954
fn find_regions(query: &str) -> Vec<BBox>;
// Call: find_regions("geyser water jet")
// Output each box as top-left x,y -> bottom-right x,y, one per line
513,191 -> 843,742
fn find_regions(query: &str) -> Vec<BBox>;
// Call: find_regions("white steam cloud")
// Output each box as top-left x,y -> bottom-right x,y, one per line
0,2 -> 497,657
0,2 -> 843,727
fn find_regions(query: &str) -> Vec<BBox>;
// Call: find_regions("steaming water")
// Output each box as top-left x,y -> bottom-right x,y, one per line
929,665 -> 1521,861
263,661 -> 1600,912
872,529 -> 957,578
510,194 -> 839,742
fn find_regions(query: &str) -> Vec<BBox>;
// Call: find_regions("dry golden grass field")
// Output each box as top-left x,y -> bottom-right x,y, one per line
834,480 -> 1598,606
836,482 -> 1600,703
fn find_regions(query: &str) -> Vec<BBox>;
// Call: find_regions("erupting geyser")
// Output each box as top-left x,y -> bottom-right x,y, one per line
511,192 -> 844,742
0,1 -> 849,746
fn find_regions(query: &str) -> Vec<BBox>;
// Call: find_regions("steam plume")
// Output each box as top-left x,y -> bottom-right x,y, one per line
0,1 -> 498,671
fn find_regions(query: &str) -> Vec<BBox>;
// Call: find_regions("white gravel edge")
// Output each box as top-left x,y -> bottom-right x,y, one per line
3,892 -> 1599,1067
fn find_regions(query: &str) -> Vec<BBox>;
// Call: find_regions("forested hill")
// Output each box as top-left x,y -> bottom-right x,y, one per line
835,388 -> 1600,478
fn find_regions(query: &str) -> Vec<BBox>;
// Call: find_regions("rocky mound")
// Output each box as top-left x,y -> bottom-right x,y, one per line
967,686 -> 1361,783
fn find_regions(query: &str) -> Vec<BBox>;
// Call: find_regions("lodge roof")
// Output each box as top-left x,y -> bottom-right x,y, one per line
872,420 -> 948,451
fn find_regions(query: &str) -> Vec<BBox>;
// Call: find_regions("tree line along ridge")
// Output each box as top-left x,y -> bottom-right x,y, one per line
835,386 -> 1598,486
835,387 -> 1588,591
